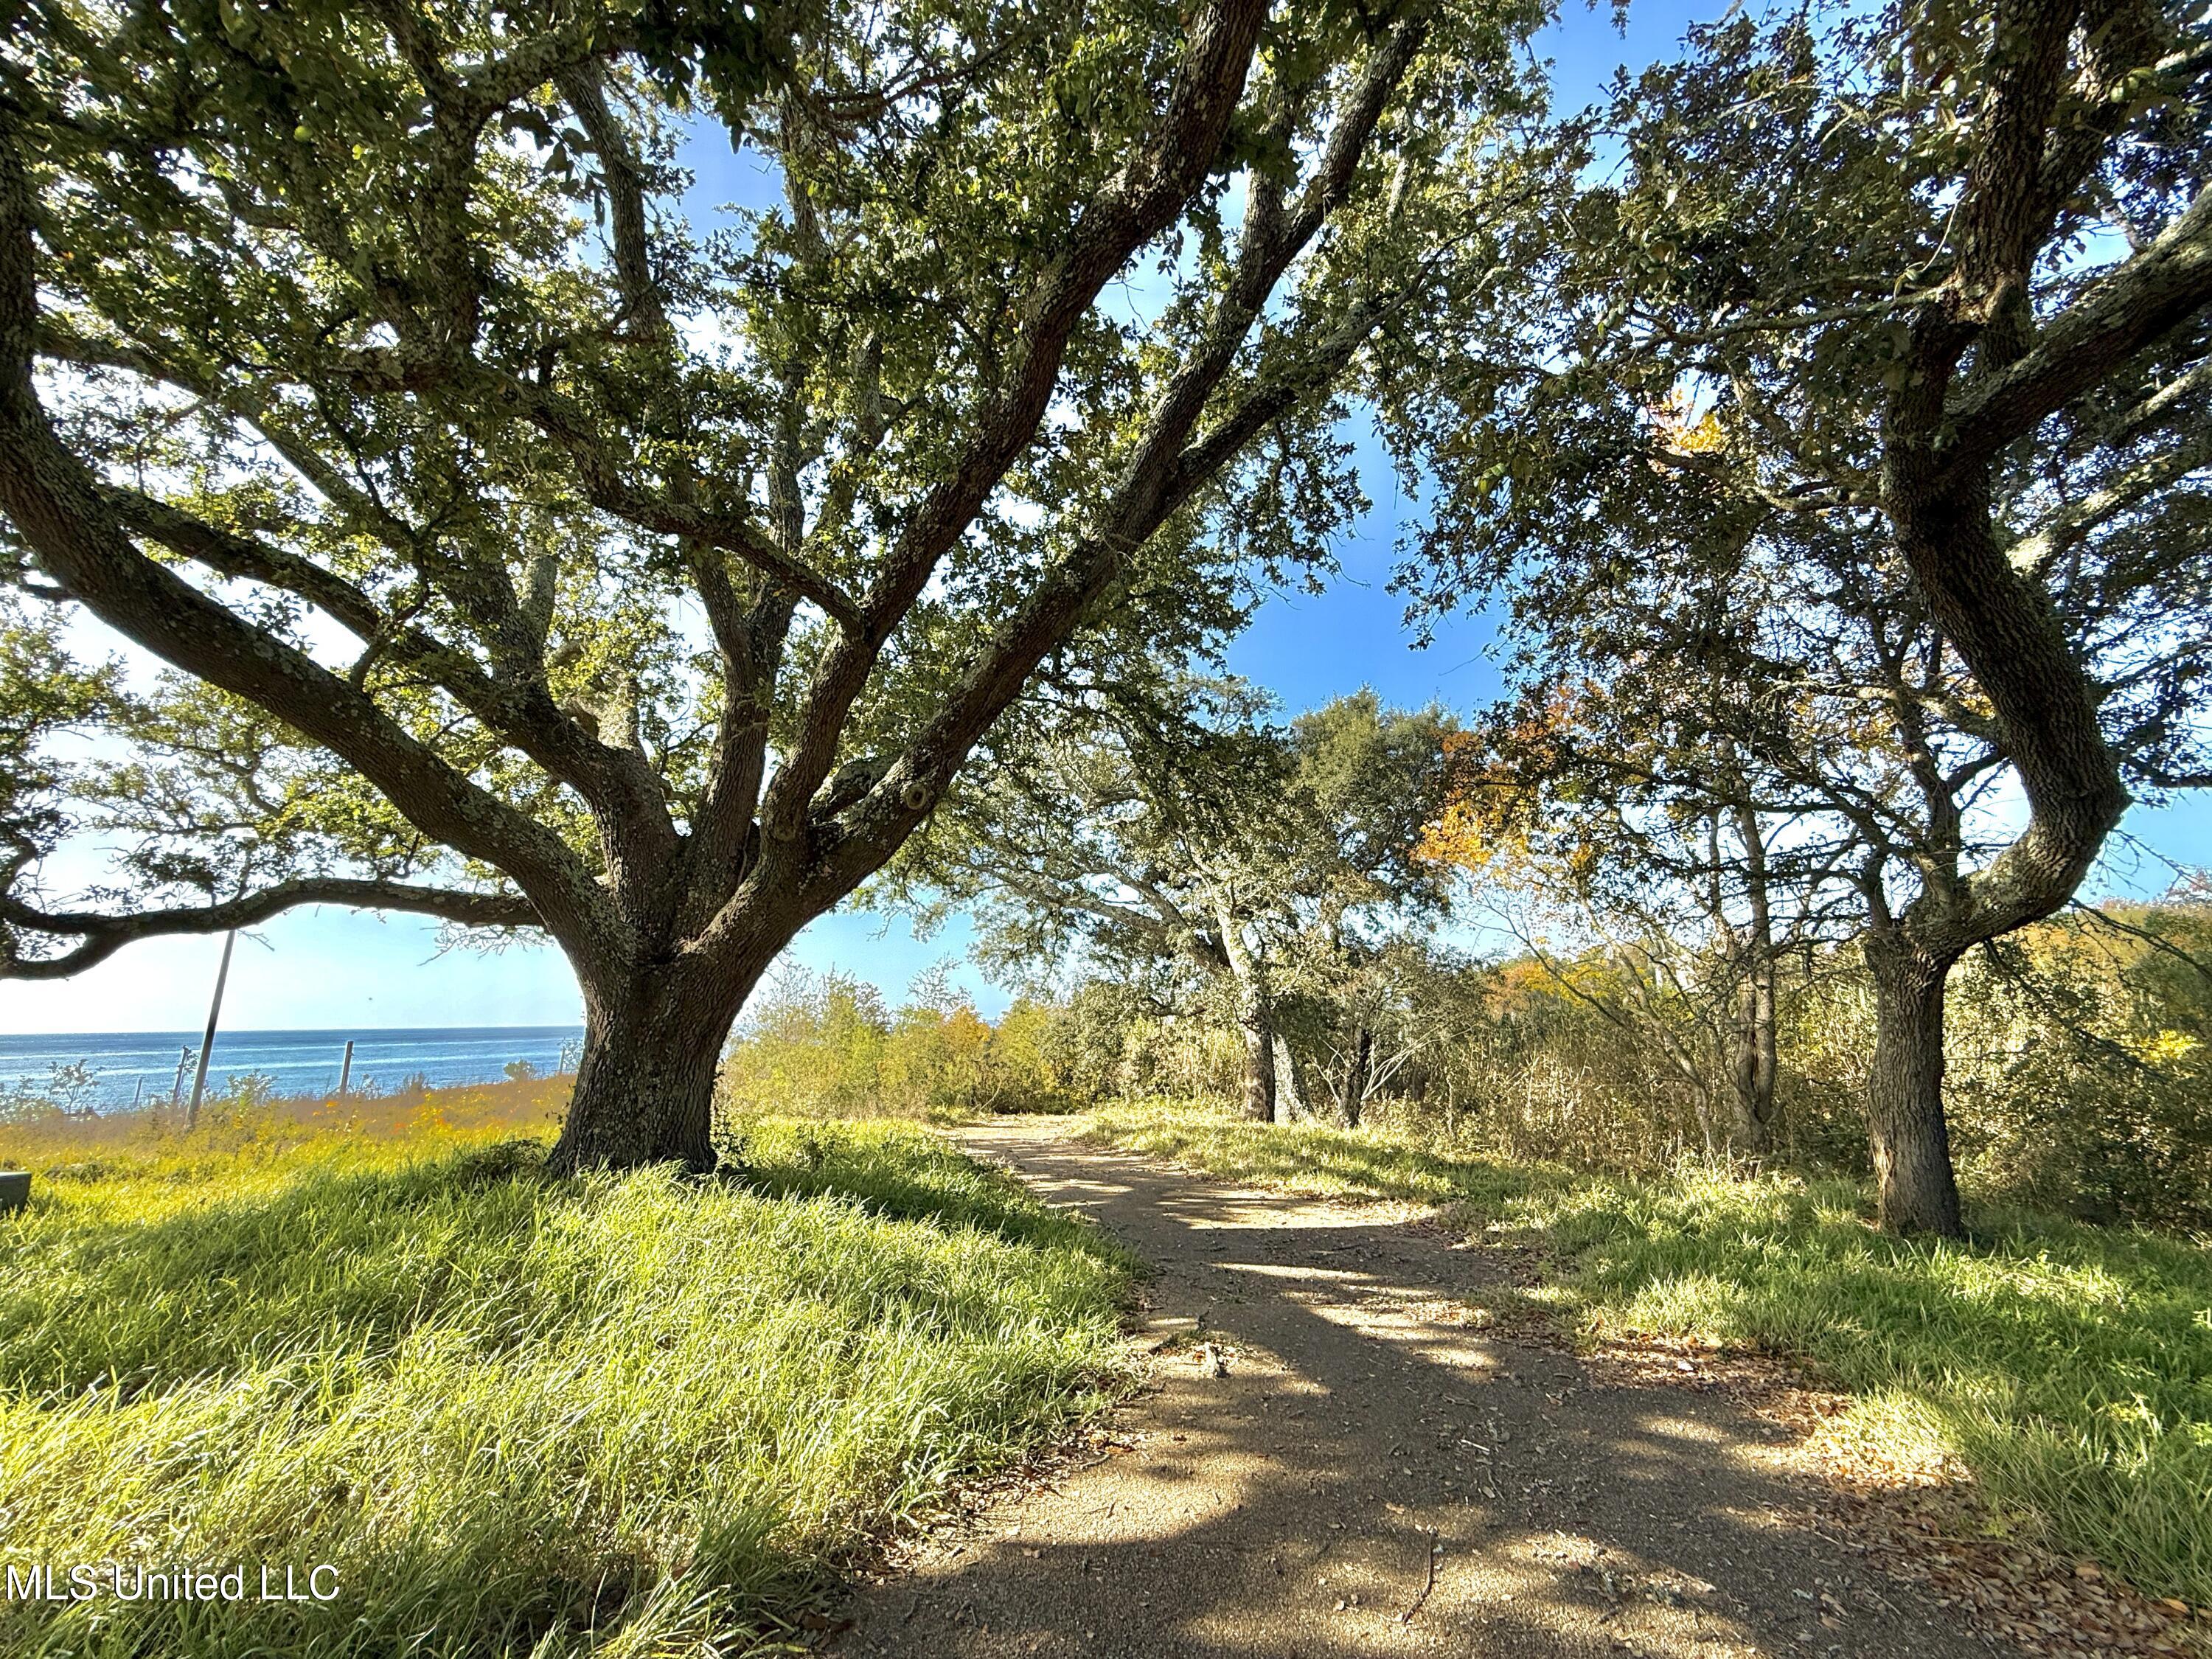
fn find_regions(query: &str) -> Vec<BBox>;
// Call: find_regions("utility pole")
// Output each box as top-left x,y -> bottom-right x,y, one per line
186,929 -> 237,1131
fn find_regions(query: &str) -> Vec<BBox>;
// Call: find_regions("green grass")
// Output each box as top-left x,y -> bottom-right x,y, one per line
0,1114 -> 1135,1658
1081,1101 -> 2212,1607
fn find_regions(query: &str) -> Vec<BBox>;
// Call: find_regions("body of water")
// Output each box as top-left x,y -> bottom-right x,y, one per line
0,1026 -> 585,1110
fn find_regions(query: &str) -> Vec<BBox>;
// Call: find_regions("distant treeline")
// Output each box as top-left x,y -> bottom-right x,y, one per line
728,901 -> 2212,1233
714,967 -> 1081,1122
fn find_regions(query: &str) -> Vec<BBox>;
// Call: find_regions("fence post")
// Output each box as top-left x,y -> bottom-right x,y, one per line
338,1039 -> 355,1096
170,1046 -> 190,1108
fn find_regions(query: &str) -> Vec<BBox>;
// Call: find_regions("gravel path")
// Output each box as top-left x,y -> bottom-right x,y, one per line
838,1118 -> 2006,1658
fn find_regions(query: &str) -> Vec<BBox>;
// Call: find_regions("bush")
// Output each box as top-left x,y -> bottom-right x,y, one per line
1944,908 -> 2212,1227
0,1060 -> 102,1127
717,968 -> 1090,1120
1064,900 -> 2212,1227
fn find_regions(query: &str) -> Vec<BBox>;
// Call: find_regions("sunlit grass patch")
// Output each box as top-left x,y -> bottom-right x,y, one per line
1078,1097 -> 1568,1212
0,1117 -> 1133,1658
1082,1099 -> 2212,1605
1529,1175 -> 2212,1604
0,1069 -> 575,1180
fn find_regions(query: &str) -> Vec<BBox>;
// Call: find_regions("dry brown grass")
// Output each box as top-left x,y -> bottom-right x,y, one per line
0,1071 -> 574,1172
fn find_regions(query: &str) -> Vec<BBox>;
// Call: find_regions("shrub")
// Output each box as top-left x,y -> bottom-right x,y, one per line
717,970 -> 1091,1120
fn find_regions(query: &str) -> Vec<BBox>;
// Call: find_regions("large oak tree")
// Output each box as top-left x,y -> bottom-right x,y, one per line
1388,0 -> 2212,1231
0,0 -> 1534,1168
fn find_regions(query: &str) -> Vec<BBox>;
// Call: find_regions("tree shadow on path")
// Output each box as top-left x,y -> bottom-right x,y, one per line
838,1119 -> 2009,1659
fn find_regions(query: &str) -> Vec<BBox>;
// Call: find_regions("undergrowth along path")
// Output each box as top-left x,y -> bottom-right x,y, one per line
840,1117 -> 2005,1659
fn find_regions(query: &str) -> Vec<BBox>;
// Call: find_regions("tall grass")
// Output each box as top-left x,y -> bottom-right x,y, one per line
1081,1101 -> 2212,1607
0,1106 -> 1133,1658
0,1068 -> 576,1166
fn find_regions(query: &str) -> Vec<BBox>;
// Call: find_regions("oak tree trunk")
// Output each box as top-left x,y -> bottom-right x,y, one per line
1863,932 -> 1964,1236
1872,333 -> 2130,1231
1237,1000 -> 1277,1122
549,959 -> 757,1174
1273,1034 -> 1305,1120
1726,801 -> 1779,1159
1212,900 -> 1277,1123
1338,1024 -> 1371,1130
1728,971 -> 1778,1158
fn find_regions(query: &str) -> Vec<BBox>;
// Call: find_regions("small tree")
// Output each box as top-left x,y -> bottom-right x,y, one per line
903,679 -> 1455,1120
1421,686 -> 1860,1158
0,0 -> 1536,1169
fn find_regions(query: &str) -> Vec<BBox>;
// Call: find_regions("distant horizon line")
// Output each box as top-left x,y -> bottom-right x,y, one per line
0,1022 -> 586,1040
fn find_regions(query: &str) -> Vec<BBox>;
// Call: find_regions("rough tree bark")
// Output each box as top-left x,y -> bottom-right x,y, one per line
1215,895 -> 1278,1121
1861,929 -> 1964,1234
1727,966 -> 1778,1156
1235,998 -> 1278,1122
1860,451 -> 2132,1229
1273,1034 -> 1305,1120
1725,801 -> 1780,1158
1858,0 -> 2208,1230
549,945 -> 781,1173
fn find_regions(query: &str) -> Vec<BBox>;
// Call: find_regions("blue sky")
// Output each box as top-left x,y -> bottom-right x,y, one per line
1,0 -> 2202,1034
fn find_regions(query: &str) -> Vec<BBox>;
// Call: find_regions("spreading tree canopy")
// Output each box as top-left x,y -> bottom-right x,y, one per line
897,678 -> 1455,1120
0,0 -> 1537,1167
1386,0 -> 2212,1230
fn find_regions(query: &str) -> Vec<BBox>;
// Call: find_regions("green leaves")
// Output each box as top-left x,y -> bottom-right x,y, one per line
2,0 -> 1552,1009
1374,0 -> 2212,1130
899,669 -> 1455,1013
630,0 -> 779,116
0,600 -> 128,873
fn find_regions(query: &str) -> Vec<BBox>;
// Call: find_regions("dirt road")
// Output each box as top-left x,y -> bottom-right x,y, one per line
839,1118 -> 2003,1658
